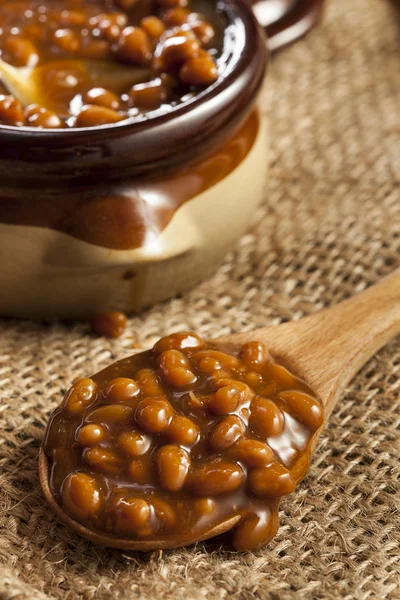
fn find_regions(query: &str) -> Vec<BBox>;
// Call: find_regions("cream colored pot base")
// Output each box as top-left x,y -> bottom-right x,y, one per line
0,116 -> 267,319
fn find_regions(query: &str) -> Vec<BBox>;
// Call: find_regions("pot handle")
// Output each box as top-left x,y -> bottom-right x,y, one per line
249,0 -> 325,52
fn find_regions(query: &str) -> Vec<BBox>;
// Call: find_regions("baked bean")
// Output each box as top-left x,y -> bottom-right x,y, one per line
22,24 -> 44,43
208,415 -> 245,452
103,377 -> 140,403
63,378 -> 98,415
193,497 -> 215,515
240,341 -> 271,372
160,72 -> 179,90
53,29 -> 80,53
188,459 -> 244,496
153,332 -> 204,354
179,52 -> 218,85
264,363 -> 300,390
209,369 -> 231,383
159,349 -> 197,387
154,34 -> 200,75
162,7 -> 190,26
90,310 -> 127,337
232,510 -> 278,552
117,26 -> 152,66
62,472 -> 101,521
80,38 -> 110,59
0,95 -> 25,126
216,378 -> 252,394
60,9 -> 86,27
168,367 -> 198,387
75,105 -> 124,127
84,446 -> 122,473
140,16 -> 165,39
191,21 -> 215,45
245,371 -> 263,387
167,414 -> 199,445
117,430 -> 151,457
156,445 -> 190,491
25,105 -> 63,128
83,88 -> 121,111
278,391 -> 324,431
208,381 -> 250,415
76,423 -> 106,446
249,397 -> 284,438
114,496 -> 151,533
197,356 -> 221,374
193,350 -> 241,371
2,36 -> 39,67
95,13 -> 128,42
229,438 -> 274,468
86,404 -> 133,424
248,463 -> 296,498
100,22 -> 122,43
152,497 -> 176,529
128,79 -> 167,110
135,369 -> 164,396
258,382 -> 278,398
128,458 -> 151,483
135,397 -> 173,432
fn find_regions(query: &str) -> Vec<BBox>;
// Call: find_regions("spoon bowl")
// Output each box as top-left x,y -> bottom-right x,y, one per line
39,268 -> 400,550
38,454 -> 240,550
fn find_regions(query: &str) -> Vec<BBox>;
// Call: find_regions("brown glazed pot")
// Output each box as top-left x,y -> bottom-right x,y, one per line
254,0 -> 325,52
0,0 -> 323,319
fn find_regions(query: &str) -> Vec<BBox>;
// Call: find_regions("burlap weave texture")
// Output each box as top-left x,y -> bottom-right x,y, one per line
0,0 -> 399,598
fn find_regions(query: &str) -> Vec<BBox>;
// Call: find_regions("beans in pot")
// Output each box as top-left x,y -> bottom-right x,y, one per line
0,0 -> 221,128
43,332 -> 324,551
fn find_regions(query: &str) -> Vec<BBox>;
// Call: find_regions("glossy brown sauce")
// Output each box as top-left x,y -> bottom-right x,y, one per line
0,110 -> 259,250
43,332 -> 324,551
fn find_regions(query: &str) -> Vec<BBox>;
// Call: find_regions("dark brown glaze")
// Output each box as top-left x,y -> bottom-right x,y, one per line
43,332 -> 324,551
252,0 -> 325,51
0,110 -> 258,250
0,0 -> 267,184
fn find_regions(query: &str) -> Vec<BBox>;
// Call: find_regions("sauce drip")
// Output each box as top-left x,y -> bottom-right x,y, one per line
0,110 -> 259,250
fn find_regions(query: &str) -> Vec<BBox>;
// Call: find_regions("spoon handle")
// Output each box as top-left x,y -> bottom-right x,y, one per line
269,268 -> 400,415
225,268 -> 400,418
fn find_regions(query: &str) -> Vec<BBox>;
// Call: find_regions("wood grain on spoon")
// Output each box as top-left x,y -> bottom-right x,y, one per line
39,268 -> 400,550
219,268 -> 400,419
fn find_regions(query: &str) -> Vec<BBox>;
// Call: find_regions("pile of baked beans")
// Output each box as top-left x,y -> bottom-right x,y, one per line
0,0 -> 220,128
44,332 -> 324,550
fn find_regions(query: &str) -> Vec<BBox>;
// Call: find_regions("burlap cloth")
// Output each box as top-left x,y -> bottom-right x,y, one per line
1,0 -> 399,598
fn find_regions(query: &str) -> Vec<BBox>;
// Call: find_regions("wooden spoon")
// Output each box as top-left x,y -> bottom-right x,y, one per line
39,268 -> 400,550
0,57 -> 149,112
